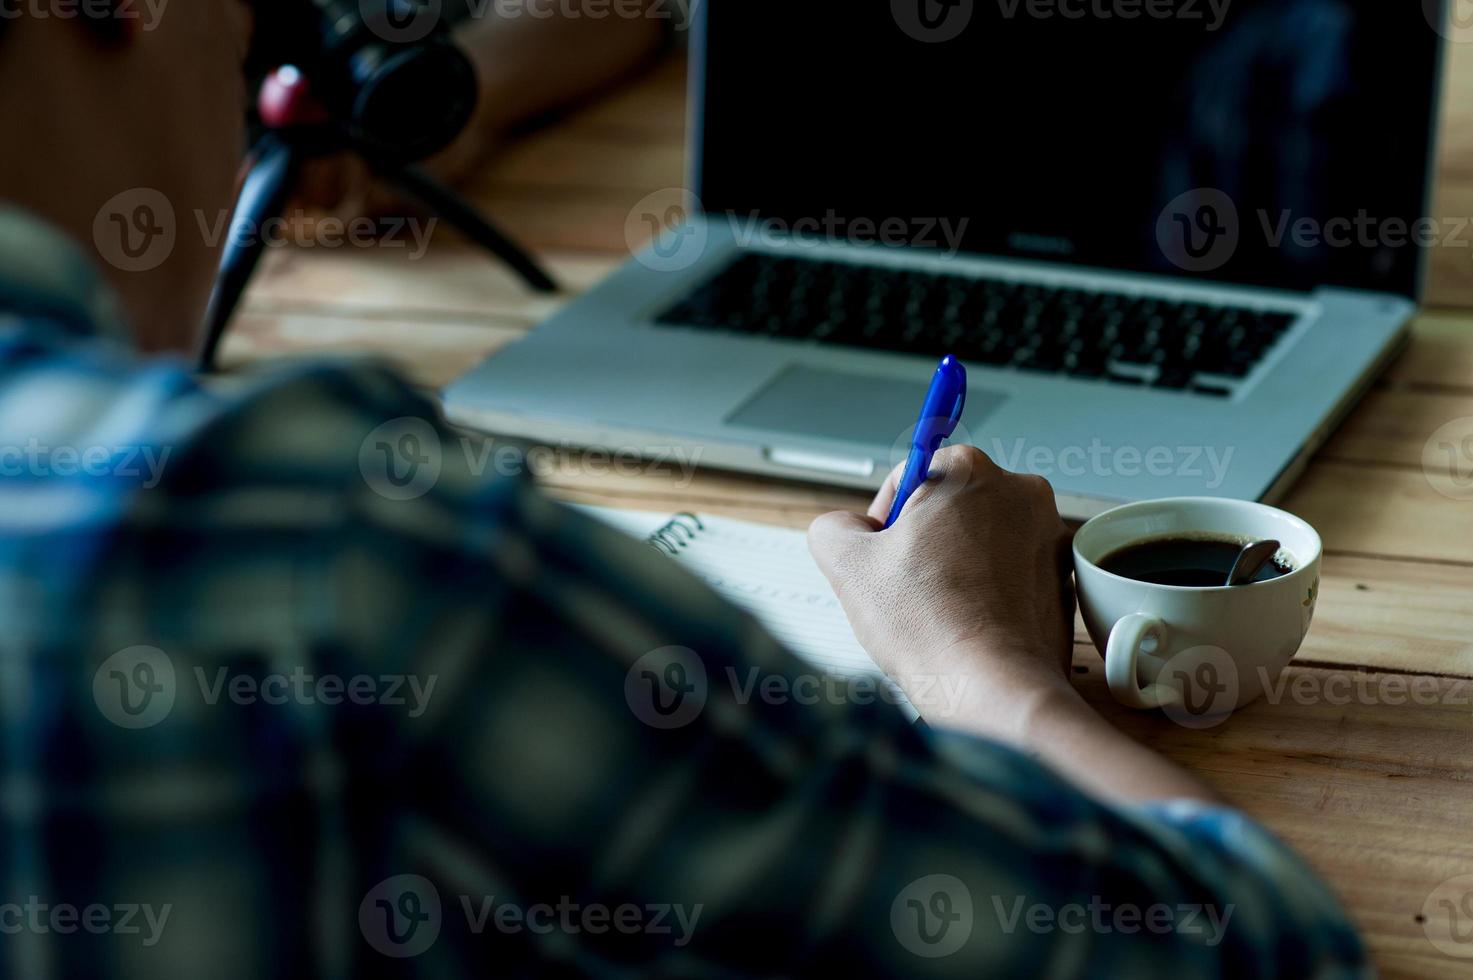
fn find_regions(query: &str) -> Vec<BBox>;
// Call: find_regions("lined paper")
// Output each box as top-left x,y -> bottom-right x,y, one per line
576,506 -> 912,715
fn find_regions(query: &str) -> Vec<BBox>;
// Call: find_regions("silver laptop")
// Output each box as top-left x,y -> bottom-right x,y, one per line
445,1 -> 1444,519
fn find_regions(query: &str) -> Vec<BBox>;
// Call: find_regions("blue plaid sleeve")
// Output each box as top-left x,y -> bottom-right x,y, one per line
0,302 -> 1367,978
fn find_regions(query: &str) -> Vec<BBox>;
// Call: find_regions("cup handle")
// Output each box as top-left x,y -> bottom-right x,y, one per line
1105,613 -> 1182,709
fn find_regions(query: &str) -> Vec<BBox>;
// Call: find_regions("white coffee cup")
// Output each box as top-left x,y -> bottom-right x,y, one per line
1073,497 -> 1322,721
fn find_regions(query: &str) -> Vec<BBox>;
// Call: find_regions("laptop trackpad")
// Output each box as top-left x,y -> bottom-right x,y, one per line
725,364 -> 1006,445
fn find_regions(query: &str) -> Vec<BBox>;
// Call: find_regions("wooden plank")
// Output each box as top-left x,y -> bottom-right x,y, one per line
458,190 -> 676,258
1284,461 -> 1473,566
544,469 -> 1473,677
468,134 -> 686,193
1069,655 -> 1473,980
219,311 -> 530,390
1428,41 -> 1473,310
1320,386 -> 1473,468
239,247 -> 614,324
1300,555 -> 1473,676
550,52 -> 688,138
1388,311 -> 1473,389
541,450 -> 1473,568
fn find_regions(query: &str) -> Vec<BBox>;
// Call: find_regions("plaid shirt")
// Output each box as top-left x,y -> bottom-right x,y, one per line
0,206 -> 1367,979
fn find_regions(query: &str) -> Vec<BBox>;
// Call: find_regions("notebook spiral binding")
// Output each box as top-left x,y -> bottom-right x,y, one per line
646,513 -> 705,556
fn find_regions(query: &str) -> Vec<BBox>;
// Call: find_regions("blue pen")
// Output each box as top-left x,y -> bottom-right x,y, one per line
884,354 -> 968,528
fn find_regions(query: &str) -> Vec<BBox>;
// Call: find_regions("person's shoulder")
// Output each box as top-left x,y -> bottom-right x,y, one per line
0,327 -> 433,497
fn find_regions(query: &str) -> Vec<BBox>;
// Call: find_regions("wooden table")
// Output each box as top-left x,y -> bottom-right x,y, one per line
228,54 -> 1473,979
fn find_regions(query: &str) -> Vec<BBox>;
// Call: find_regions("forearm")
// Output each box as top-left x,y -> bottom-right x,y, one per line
907,636 -> 1218,807
432,7 -> 668,177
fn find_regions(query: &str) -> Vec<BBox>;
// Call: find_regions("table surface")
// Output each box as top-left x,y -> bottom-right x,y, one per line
228,54 -> 1473,978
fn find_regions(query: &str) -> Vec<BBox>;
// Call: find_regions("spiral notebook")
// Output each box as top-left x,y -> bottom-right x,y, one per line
575,505 -> 913,717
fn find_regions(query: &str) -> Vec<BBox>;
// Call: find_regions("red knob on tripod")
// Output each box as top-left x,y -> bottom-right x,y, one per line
257,66 -> 331,131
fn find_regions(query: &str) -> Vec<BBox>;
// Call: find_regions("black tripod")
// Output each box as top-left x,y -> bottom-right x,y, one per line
197,68 -> 557,373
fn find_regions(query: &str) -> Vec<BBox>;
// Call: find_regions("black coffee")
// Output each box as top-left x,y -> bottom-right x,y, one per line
1099,535 -> 1295,587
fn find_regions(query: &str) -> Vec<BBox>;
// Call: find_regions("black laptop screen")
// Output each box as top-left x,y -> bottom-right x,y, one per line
694,0 -> 1444,298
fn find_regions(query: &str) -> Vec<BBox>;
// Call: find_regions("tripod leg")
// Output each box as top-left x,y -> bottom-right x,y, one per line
377,164 -> 558,294
197,135 -> 300,372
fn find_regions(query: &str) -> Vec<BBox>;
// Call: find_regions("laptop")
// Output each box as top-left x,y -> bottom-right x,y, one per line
445,1 -> 1445,519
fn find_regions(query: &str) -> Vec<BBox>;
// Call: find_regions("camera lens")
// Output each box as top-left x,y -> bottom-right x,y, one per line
251,0 -> 477,163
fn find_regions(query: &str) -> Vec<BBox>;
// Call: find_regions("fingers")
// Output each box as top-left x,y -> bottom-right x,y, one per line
911,444 -> 1001,500
867,462 -> 905,524
807,510 -> 880,576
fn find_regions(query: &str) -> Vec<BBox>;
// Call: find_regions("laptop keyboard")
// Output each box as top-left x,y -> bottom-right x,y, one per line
654,253 -> 1298,396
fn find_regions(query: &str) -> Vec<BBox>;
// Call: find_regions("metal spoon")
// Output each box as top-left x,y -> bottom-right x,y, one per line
1225,538 -> 1282,587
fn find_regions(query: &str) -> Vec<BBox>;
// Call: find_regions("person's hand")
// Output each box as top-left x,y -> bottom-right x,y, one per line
808,446 -> 1076,706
